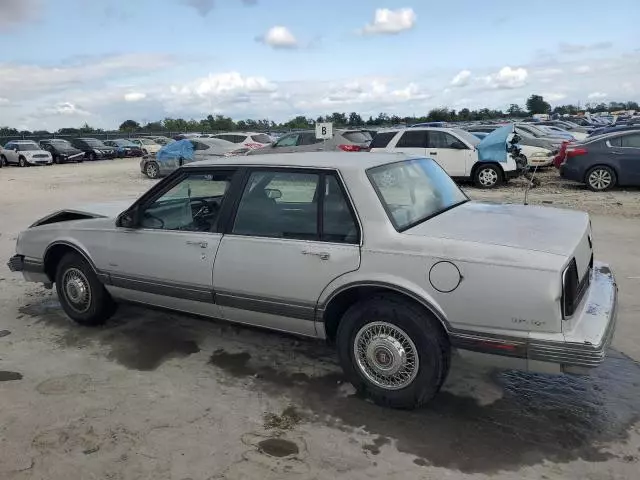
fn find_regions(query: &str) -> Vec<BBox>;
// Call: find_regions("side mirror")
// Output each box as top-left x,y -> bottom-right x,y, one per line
117,208 -> 138,228
265,188 -> 282,200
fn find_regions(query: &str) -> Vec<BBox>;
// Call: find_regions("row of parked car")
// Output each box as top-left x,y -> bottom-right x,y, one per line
0,136 -> 177,167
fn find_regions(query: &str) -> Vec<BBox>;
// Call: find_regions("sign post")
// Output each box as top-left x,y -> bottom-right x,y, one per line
315,122 -> 333,140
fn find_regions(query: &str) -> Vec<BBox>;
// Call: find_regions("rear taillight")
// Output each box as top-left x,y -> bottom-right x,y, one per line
338,144 -> 367,152
566,147 -> 588,158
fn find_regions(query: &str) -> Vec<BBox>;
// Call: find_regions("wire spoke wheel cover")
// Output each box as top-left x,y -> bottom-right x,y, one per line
354,321 -> 419,390
478,167 -> 498,186
62,268 -> 92,313
146,162 -> 159,178
588,169 -> 611,190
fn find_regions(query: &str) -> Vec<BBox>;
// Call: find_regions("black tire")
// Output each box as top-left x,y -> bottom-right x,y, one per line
144,161 -> 160,179
473,164 -> 502,189
89,152 -> 97,161
55,253 -> 117,326
18,156 -> 28,167
336,294 -> 450,409
53,155 -> 60,164
586,165 -> 616,192
1,155 -> 7,166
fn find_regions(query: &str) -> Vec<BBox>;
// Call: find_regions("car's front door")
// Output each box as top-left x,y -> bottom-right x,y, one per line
212,168 -> 361,336
104,169 -> 238,317
4,142 -> 19,164
426,130 -> 471,177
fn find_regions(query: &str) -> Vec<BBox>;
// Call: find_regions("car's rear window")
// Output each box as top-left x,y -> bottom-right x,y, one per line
342,131 -> 372,143
251,134 -> 272,143
369,132 -> 397,149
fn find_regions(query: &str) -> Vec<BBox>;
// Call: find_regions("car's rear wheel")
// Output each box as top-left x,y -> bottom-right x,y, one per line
586,165 -> 616,191
55,253 -> 117,326
474,164 -> 502,189
1,155 -> 6,166
18,156 -> 28,167
337,294 -> 450,409
145,161 -> 160,179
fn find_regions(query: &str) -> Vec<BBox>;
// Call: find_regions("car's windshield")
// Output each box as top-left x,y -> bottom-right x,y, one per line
250,134 -> 272,143
115,139 -> 136,146
48,139 -> 72,146
450,128 -> 480,146
83,139 -> 106,147
368,158 -> 468,231
16,143 -> 40,151
139,138 -> 156,145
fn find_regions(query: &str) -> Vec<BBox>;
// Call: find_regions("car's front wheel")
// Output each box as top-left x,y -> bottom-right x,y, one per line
586,165 -> 616,191
144,161 -> 160,179
0,155 -> 6,166
88,152 -> 97,161
18,156 -> 28,167
337,294 -> 450,409
55,253 -> 117,326
474,164 -> 502,189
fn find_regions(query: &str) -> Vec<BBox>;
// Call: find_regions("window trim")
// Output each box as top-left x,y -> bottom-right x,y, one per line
224,166 -> 362,245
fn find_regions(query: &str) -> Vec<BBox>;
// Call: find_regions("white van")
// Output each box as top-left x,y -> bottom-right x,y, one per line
369,127 -> 520,188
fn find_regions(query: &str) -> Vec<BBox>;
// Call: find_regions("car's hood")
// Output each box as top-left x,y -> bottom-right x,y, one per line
23,150 -> 50,156
476,124 -> 513,163
405,201 -> 589,256
30,201 -> 133,227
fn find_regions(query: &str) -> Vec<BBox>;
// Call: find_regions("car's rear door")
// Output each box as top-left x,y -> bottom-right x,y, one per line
610,133 -> 640,184
388,130 -> 428,157
4,142 -> 18,164
103,168 -> 239,317
212,168 -> 361,336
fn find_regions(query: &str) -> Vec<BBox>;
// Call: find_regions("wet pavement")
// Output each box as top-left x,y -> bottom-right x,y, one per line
15,295 -> 640,474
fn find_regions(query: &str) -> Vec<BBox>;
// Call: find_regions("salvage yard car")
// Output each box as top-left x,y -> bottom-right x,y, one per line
39,139 -> 85,164
1,140 -> 53,166
8,152 -> 617,409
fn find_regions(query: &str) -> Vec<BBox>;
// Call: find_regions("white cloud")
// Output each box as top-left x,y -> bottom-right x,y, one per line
484,66 -> 528,89
450,70 -> 471,87
43,102 -> 90,117
543,93 -> 567,102
257,26 -> 298,49
361,8 -> 416,35
180,0 -> 256,16
575,65 -> 591,73
559,41 -> 612,54
0,97 -> 10,105
0,0 -> 41,27
124,92 -> 147,102
587,92 -> 607,99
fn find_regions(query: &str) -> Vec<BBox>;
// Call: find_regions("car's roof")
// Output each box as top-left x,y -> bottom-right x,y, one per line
10,140 -> 39,143
186,151 -> 412,170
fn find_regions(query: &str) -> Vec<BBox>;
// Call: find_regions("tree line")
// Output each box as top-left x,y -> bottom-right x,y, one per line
1,96 -> 638,137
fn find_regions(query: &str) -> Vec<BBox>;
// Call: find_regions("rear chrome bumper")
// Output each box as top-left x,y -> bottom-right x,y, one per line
451,263 -> 618,371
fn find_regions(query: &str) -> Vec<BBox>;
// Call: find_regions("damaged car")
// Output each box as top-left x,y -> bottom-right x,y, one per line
8,152 -> 618,409
39,139 -> 85,164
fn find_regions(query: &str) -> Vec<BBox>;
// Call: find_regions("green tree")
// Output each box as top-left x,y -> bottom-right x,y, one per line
119,119 -> 141,132
348,112 -> 362,126
526,95 -> 551,114
507,104 -> 524,117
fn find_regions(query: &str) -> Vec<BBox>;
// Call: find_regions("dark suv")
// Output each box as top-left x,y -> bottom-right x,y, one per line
71,138 -> 116,160
39,139 -> 85,164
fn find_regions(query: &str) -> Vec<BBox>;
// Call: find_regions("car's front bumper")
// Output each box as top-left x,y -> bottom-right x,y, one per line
452,263 -> 618,372
27,157 -> 53,165
7,254 -> 50,284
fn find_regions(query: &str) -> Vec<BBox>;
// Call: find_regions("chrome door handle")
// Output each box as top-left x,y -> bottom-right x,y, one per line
186,240 -> 208,248
302,250 -> 330,260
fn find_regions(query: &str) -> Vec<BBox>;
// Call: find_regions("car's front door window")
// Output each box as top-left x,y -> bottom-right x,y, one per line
140,172 -> 233,232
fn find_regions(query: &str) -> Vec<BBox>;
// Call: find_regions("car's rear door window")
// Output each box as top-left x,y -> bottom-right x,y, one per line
369,132 -> 396,149
396,130 -> 429,148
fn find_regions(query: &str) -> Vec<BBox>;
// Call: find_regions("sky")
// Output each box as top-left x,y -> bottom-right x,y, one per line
0,0 -> 638,130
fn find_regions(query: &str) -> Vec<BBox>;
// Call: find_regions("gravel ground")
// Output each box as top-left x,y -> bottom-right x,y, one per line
1,159 -> 639,480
